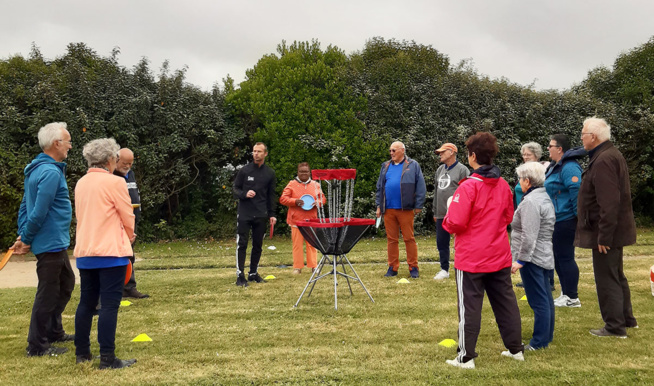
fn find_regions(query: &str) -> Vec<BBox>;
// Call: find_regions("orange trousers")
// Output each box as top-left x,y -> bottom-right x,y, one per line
291,226 -> 317,269
384,209 -> 418,271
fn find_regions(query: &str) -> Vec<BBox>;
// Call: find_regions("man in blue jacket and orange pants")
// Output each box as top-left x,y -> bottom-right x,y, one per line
376,141 -> 426,278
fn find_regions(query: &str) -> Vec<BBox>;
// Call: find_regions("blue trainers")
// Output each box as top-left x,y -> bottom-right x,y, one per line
409,267 -> 419,278
384,266 -> 398,277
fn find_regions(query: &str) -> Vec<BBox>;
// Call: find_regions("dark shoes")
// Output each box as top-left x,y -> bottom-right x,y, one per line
409,267 -> 419,279
248,273 -> 266,283
590,327 -> 627,338
384,266 -> 398,277
236,274 -> 249,287
51,333 -> 75,343
76,353 -> 93,364
27,346 -> 68,357
123,288 -> 150,299
515,281 -> 524,288
99,354 -> 137,370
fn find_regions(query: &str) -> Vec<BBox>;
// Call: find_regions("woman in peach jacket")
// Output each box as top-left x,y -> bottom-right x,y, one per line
279,163 -> 325,274
73,138 -> 136,370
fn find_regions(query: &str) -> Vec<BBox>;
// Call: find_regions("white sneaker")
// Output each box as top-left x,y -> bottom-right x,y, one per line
559,297 -> 581,308
434,270 -> 450,280
501,350 -> 525,361
554,295 -> 570,307
553,293 -> 566,303
445,357 -> 475,369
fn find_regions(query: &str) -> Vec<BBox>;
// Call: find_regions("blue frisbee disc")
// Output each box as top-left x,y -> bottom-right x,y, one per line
300,194 -> 315,211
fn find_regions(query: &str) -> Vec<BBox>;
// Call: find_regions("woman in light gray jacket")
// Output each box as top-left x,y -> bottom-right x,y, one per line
511,162 -> 556,350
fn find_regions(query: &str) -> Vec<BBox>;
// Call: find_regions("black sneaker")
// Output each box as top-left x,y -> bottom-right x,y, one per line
236,274 -> 249,287
384,266 -> 398,277
50,333 -> 75,343
76,353 -> 93,364
515,281 -> 524,288
248,273 -> 266,283
27,346 -> 69,357
99,355 -> 137,369
123,288 -> 150,299
409,267 -> 419,278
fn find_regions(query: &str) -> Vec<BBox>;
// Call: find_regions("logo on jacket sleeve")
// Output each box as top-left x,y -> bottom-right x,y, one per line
247,176 -> 254,181
571,176 -> 579,183
452,193 -> 460,203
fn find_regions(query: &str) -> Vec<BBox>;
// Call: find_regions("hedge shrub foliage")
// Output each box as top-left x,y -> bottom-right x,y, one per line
2,37 -> 653,243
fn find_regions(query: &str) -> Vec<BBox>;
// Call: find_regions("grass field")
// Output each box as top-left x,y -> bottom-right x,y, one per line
1,230 -> 653,385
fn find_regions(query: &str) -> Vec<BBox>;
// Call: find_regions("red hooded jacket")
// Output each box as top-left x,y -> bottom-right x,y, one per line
442,166 -> 514,273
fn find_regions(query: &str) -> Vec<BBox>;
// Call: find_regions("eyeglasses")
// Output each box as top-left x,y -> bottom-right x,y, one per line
580,132 -> 593,138
57,139 -> 72,146
547,144 -> 561,149
390,149 -> 400,153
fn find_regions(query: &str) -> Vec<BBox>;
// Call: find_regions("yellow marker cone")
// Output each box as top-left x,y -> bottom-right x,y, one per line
397,278 -> 410,284
439,339 -> 457,348
120,300 -> 132,307
520,295 -> 527,301
264,275 -> 276,280
132,333 -> 152,342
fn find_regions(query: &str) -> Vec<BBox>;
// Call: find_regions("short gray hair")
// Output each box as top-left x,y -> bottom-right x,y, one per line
583,117 -> 611,142
37,122 -> 68,150
521,142 -> 543,160
82,138 -> 120,168
516,162 -> 546,187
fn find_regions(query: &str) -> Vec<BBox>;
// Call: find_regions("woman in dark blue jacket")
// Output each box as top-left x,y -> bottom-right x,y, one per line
544,134 -> 586,308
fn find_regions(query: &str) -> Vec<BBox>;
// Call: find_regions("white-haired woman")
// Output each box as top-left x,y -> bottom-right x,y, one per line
73,138 -> 137,369
511,162 -> 556,350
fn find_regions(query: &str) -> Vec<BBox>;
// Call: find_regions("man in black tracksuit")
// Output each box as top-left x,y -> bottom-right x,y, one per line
114,148 -> 149,298
233,142 -> 277,287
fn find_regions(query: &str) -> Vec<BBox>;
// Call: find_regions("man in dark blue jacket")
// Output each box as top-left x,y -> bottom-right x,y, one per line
114,148 -> 149,299
233,142 -> 277,287
375,141 -> 426,278
12,122 -> 75,357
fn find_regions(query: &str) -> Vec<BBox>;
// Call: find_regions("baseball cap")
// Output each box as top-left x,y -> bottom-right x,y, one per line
435,143 -> 458,154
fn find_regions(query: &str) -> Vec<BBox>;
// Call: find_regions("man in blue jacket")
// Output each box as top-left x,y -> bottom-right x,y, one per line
11,122 -> 75,357
376,141 -> 426,278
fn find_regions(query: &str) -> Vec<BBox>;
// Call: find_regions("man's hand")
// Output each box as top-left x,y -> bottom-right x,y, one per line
295,199 -> 304,207
433,216 -> 437,222
10,237 -> 31,255
270,217 -> 277,226
511,262 -> 523,274
414,208 -> 422,215
130,234 -> 137,244
246,190 -> 256,198
598,245 -> 611,254
376,207 -> 381,218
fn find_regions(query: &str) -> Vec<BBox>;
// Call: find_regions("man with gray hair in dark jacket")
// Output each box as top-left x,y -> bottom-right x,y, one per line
576,117 -> 638,338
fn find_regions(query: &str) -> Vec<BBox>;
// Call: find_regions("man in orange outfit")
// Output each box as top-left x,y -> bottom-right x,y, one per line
280,163 -> 325,274
375,141 -> 426,278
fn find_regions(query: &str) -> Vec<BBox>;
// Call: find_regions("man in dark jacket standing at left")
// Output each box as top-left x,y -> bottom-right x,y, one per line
11,122 -> 75,357
576,117 -> 638,338
114,148 -> 149,299
376,141 -> 426,278
233,142 -> 276,287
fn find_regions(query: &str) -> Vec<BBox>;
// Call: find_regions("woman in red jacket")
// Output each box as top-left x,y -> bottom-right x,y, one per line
443,132 -> 524,369
279,163 -> 325,274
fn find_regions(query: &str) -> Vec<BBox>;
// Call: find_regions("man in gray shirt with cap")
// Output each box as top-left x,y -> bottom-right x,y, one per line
432,143 -> 469,280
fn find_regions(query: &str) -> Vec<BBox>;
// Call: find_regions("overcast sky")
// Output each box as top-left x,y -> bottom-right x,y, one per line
2,0 -> 653,91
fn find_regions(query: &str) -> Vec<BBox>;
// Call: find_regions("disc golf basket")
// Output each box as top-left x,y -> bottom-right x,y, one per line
294,169 -> 375,310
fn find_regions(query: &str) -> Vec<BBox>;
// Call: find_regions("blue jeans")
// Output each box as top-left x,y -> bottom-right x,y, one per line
435,219 -> 451,271
520,262 -> 555,348
553,218 -> 579,298
75,265 -> 126,356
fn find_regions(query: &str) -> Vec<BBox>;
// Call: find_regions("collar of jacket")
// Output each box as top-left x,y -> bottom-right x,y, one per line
587,141 -> 612,167
294,177 -> 312,185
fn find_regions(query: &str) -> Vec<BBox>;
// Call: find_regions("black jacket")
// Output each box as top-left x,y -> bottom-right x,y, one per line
233,162 -> 276,219
114,169 -> 141,224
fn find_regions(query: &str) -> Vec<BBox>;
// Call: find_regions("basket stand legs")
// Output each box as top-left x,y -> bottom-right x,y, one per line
294,253 -> 374,310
